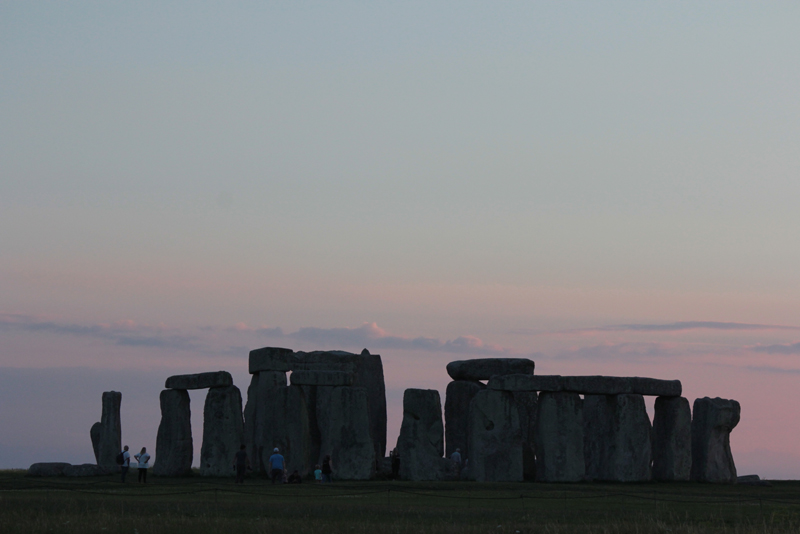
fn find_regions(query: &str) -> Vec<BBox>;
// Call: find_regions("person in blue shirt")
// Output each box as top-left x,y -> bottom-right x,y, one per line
268,447 -> 285,484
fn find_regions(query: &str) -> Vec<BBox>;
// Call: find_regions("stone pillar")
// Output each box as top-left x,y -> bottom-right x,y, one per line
468,389 -> 523,482
396,388 -> 445,481
252,384 -> 310,476
534,391 -> 584,482
243,371 -> 287,474
317,386 -> 375,480
652,396 -> 691,481
444,380 -> 483,461
512,390 -> 538,481
153,389 -> 193,476
691,397 -> 740,483
200,385 -> 244,476
90,391 -> 122,470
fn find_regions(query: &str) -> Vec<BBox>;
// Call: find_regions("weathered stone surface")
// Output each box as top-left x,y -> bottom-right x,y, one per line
89,391 -> 122,470
396,389 -> 444,481
535,392 -> 584,482
691,397 -> 740,483
468,389 -> 523,482
64,464 -> 108,477
317,386 -> 375,480
154,389 -> 193,477
200,385 -> 244,476
166,371 -> 232,390
488,374 -> 563,392
652,396 -> 691,481
447,358 -> 535,381
249,347 -> 294,373
512,390 -> 538,481
738,474 -> 771,486
584,394 -> 651,482
290,370 -> 354,387
27,463 -> 71,477
488,374 -> 681,396
444,380 -> 483,460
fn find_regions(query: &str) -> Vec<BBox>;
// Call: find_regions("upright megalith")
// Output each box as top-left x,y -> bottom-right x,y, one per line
691,397 -> 740,483
90,391 -> 122,470
154,389 -> 193,477
317,386 -> 375,480
200,385 -> 244,476
535,392 -> 584,482
396,389 -> 445,481
583,394 -> 651,482
446,358 -> 535,382
512,391 -> 538,480
468,389 -> 523,482
444,380 -> 483,460
652,396 -> 691,481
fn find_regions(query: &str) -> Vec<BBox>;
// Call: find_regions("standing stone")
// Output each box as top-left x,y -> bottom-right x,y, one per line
154,389 -> 193,477
200,385 -> 244,476
535,391 -> 584,482
512,391 -> 538,481
250,383 -> 310,476
90,391 -> 122,470
317,386 -> 375,480
446,358 -> 535,381
468,389 -> 523,482
444,380 -> 483,460
243,371 -> 288,474
583,394 -> 651,482
691,397 -> 740,483
396,389 -> 445,481
652,396 -> 691,481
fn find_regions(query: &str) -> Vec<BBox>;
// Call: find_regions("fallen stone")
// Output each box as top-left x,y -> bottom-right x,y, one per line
468,389 -> 523,482
290,370 -> 354,387
64,464 -> 108,477
154,389 -> 193,477
535,392 -> 584,482
165,371 -> 233,390
27,463 -> 71,477
396,389 -> 445,481
249,347 -> 294,373
691,397 -> 740,483
738,474 -> 771,486
489,374 -> 681,396
511,390 -> 538,481
652,396 -> 691,481
447,358 -> 535,381
90,391 -> 122,470
200,385 -> 244,476
317,386 -> 375,480
444,380 -> 484,460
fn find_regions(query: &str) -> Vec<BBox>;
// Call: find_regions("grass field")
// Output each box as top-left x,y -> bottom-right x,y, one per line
2,470 -> 799,533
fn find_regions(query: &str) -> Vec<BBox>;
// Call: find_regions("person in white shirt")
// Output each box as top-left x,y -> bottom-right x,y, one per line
121,445 -> 131,483
134,447 -> 151,484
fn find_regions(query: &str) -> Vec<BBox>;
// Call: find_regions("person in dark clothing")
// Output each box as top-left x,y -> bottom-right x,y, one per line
287,470 -> 302,484
390,449 -> 400,480
233,444 -> 250,484
321,454 -> 333,483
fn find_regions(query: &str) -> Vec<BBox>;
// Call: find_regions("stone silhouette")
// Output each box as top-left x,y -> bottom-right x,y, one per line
153,389 -> 193,476
396,389 -> 445,481
691,397 -> 740,483
316,386 -> 375,480
468,389 -> 523,482
444,380 -> 483,461
200,385 -> 245,476
535,391 -> 584,482
447,358 -> 535,381
652,396 -> 691,481
90,391 -> 121,470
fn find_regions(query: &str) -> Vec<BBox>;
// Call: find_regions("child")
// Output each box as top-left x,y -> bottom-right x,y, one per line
314,464 -> 322,483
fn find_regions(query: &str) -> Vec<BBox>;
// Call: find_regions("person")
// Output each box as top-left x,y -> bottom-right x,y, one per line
390,449 -> 400,480
268,447 -> 285,484
321,454 -> 332,483
450,448 -> 462,472
120,445 -> 131,483
314,464 -> 322,483
233,444 -> 250,484
287,469 -> 302,484
134,447 -> 150,484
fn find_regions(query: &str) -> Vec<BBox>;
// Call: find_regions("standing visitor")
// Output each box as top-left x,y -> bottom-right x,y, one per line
321,454 -> 333,483
233,444 -> 250,484
450,447 -> 462,475
314,464 -> 322,483
134,447 -> 150,483
120,445 -> 131,483
269,447 -> 285,484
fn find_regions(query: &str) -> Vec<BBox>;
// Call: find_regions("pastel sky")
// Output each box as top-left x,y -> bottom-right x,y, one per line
2,2 -> 800,478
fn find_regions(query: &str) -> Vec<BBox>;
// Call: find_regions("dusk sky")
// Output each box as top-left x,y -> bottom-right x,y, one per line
2,2 -> 800,478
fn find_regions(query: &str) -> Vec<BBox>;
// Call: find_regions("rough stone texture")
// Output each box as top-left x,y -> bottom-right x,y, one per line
27,463 -> 71,477
316,386 -> 375,480
64,464 -> 108,477
249,347 -> 294,373
290,370 -> 354,387
652,396 -> 692,481
165,371 -> 233,390
153,389 -> 193,477
583,394 -> 652,482
488,374 -> 681,396
444,380 -> 483,460
489,374 -> 563,392
535,392 -> 584,482
691,397 -> 740,483
200,385 -> 244,476
447,358 -> 535,381
396,389 -> 445,481
512,390 -> 538,481
467,389 -> 523,482
90,391 -> 122,470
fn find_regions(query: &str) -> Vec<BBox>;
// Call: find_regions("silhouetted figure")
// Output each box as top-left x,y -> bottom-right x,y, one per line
288,470 -> 302,484
269,447 -> 285,484
134,447 -> 150,483
233,444 -> 250,484
314,464 -> 322,483
390,449 -> 400,480
120,445 -> 131,483
321,454 -> 333,483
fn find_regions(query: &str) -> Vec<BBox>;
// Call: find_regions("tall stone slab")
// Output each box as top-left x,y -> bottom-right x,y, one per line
249,383 -> 310,476
512,390 -> 538,481
583,394 -> 651,482
317,386 -> 375,480
691,397 -> 740,483
90,391 -> 122,470
535,392 -> 584,482
154,389 -> 193,476
444,380 -> 483,460
200,385 -> 244,477
243,371 -> 288,474
652,396 -> 691,481
396,388 -> 445,481
468,389 -> 523,482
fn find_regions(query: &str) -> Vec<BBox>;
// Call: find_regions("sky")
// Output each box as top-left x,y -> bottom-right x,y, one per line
2,1 -> 800,478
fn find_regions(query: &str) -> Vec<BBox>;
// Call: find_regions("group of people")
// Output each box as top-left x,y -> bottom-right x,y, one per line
233,445 -> 333,484
118,445 -> 151,483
